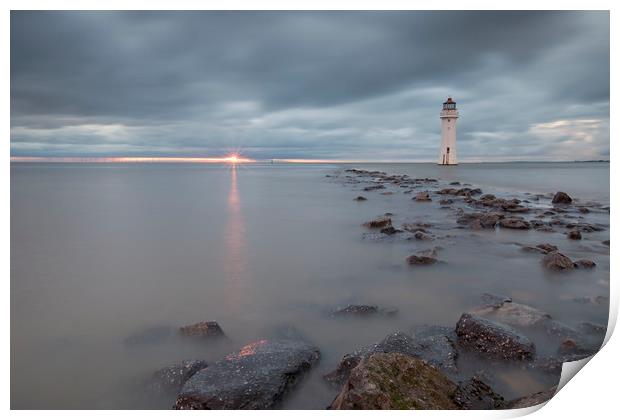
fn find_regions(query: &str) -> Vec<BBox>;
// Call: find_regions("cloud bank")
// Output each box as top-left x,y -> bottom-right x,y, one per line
11,11 -> 610,161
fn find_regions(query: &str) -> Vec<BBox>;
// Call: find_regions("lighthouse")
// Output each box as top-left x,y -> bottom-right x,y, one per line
438,97 -> 459,165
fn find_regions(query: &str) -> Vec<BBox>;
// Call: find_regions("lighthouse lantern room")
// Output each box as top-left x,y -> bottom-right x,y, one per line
438,97 -> 459,165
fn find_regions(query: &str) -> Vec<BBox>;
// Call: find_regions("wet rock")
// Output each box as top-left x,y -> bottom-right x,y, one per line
402,222 -> 432,232
437,188 -> 458,195
330,353 -> 459,410
363,217 -> 391,229
354,196 -> 367,201
542,252 -> 574,271
175,338 -> 320,409
124,325 -> 174,347
380,226 -> 401,235
324,329 -> 457,387
439,198 -> 454,205
565,222 -> 605,232
179,321 -> 226,340
578,207 -> 590,213
537,243 -> 558,253
457,212 -> 502,229
406,254 -> 437,266
508,387 -> 556,408
363,184 -> 385,191
499,217 -> 530,229
330,304 -> 398,318
602,239 -> 610,246
575,259 -> 596,269
472,302 -> 550,328
567,230 -> 582,240
452,376 -> 506,409
450,181 -> 461,185
552,191 -> 572,204
415,191 -> 432,202
455,313 -> 535,360
147,360 -> 208,395
414,231 -> 433,240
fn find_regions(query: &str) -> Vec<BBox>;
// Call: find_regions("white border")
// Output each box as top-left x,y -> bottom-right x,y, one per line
3,2 -> 616,419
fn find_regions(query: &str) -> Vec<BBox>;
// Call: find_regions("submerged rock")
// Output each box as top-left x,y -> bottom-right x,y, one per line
406,254 -> 437,266
455,313 -> 535,360
179,321 -> 226,340
567,230 -> 582,240
363,184 -> 385,191
174,338 -> 320,409
330,353 -> 459,410
147,360 -> 208,395
575,259 -> 596,269
472,302 -> 550,328
414,231 -> 433,240
415,191 -> 432,202
354,196 -> 367,201
552,191 -> 572,204
542,252 -> 574,271
363,217 -> 392,229
329,304 -> 398,318
499,218 -> 530,230
380,226 -> 401,235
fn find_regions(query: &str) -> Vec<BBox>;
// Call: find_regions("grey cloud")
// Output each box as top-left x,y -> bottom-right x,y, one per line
10,11 -> 609,160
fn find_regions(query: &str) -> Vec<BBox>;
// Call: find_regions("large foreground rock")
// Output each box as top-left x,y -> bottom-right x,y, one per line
174,339 -> 320,409
330,353 -> 459,409
330,353 -> 504,410
455,313 -> 535,360
324,329 -> 457,386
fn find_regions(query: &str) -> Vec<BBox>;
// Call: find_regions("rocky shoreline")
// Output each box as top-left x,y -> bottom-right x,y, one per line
134,167 -> 608,410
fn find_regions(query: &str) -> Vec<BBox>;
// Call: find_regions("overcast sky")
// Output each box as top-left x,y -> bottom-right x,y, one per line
10,11 -> 609,161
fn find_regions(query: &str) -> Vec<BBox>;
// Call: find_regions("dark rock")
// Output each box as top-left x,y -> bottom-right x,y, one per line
450,181 -> 461,185
455,313 -> 535,360
324,329 -> 457,387
330,304 -> 398,318
537,243 -> 558,253
363,217 -> 391,229
457,212 -> 502,229
363,184 -> 385,191
552,191 -> 572,204
567,230 -> 582,240
602,239 -> 610,246
415,191 -> 432,202
439,198 -> 454,205
453,376 -> 506,409
179,321 -> 226,340
406,254 -> 437,266
147,360 -> 208,395
330,353 -> 459,409
542,252 -> 574,271
354,196 -> 367,201
508,387 -> 556,408
575,259 -> 596,269
380,226 -> 401,235
175,338 -> 320,409
499,218 -> 530,229
565,222 -> 605,232
414,231 -> 433,240
578,207 -> 590,213
124,325 -> 174,347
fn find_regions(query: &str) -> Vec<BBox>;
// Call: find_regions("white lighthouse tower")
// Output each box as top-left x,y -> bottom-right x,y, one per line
438,97 -> 459,165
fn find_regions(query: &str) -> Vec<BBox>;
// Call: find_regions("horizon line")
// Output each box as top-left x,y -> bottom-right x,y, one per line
10,156 -> 610,165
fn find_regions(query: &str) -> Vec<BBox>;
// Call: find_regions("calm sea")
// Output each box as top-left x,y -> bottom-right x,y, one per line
11,162 -> 610,408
